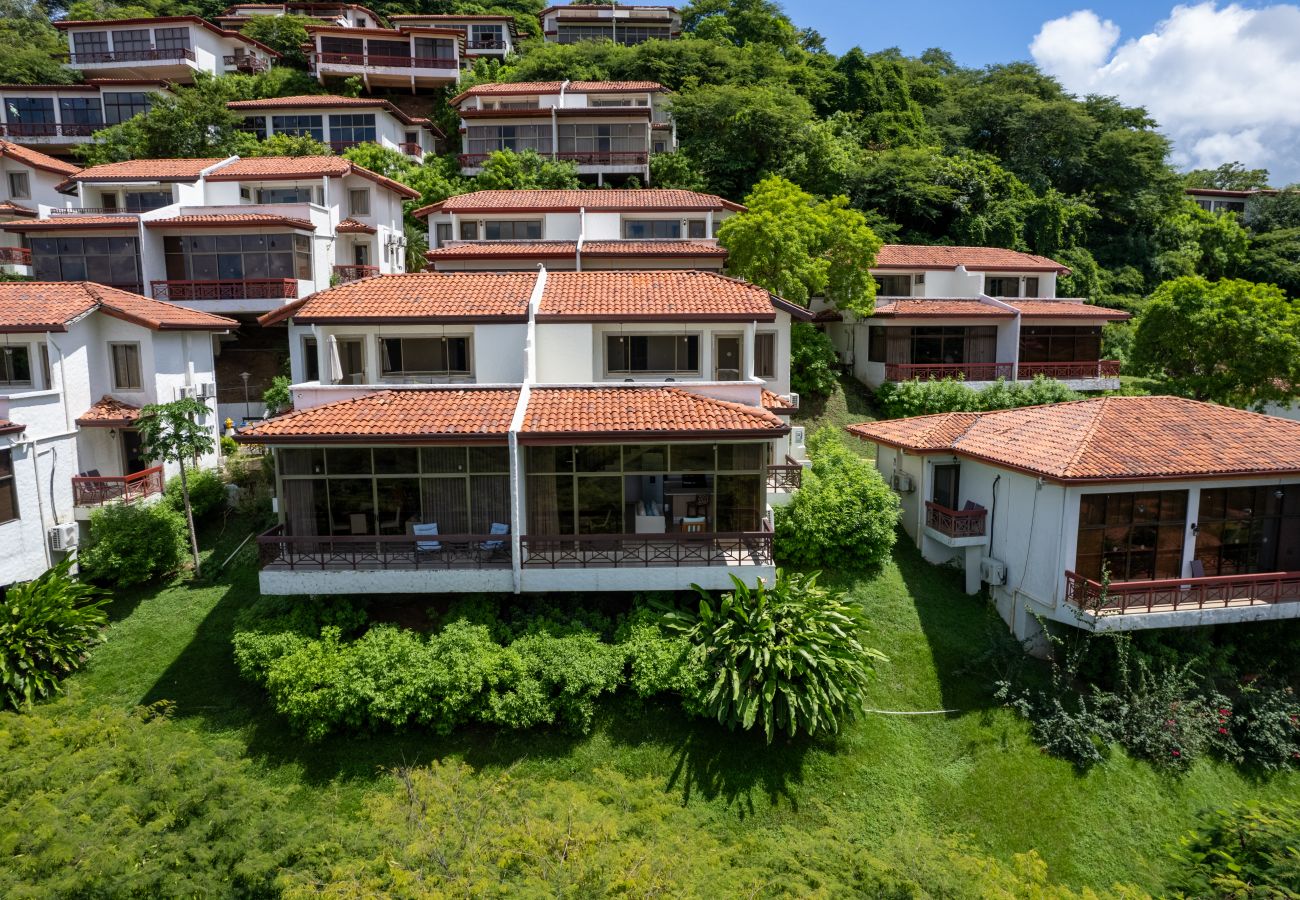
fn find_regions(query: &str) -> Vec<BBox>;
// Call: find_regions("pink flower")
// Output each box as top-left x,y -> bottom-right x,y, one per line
1219,708 -> 1231,716
1172,749 -> 1181,757
1218,727 -> 1228,734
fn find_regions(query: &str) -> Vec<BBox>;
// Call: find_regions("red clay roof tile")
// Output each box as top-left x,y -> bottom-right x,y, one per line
452,80 -> 663,106
71,158 -> 225,182
537,271 -> 775,321
206,156 -> 421,198
1,214 -> 137,232
227,95 -> 443,132
0,140 -> 80,177
335,217 -> 376,234
235,388 -> 518,443
521,387 -> 787,441
144,213 -> 315,230
76,396 -> 142,427
414,189 -> 742,216
0,282 -> 236,332
875,245 -> 1070,273
872,299 -> 1015,318
259,272 -> 537,326
1007,300 -> 1131,320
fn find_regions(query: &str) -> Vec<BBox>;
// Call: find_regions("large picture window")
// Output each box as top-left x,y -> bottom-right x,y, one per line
379,336 -> 471,379
985,276 -> 1022,297
6,97 -> 53,125
103,91 -> 152,125
557,123 -> 643,155
483,220 -> 541,240
1018,326 -> 1102,363
111,29 -> 151,53
1195,486 -> 1300,576
623,219 -> 679,239
270,114 -> 323,141
605,334 -> 699,375
164,233 -> 311,282
0,450 -> 17,524
875,274 -> 912,296
29,236 -> 141,292
908,326 -> 997,365
1075,490 -> 1188,582
329,113 -> 376,145
464,124 -> 551,156
58,98 -> 102,126
71,31 -> 109,61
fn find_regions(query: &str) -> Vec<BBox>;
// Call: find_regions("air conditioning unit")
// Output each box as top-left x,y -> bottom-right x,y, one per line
891,471 -> 914,493
48,522 -> 78,552
176,385 -> 197,400
980,557 -> 1008,585
786,392 -> 800,409
196,382 -> 217,400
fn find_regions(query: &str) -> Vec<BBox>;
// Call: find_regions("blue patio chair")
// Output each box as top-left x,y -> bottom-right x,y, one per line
412,522 -> 441,552
481,522 -> 509,551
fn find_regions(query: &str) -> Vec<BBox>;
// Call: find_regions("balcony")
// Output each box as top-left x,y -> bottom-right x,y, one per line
398,141 -> 422,157
0,122 -> 106,140
72,466 -> 164,508
223,53 -> 269,73
258,525 -> 513,572
465,39 -> 508,51
314,52 -> 458,70
1016,361 -> 1122,380
0,247 -> 31,265
50,207 -> 150,216
925,501 -> 986,539
151,279 -> 298,302
1065,570 -> 1300,616
884,362 -> 1015,382
520,531 -> 772,569
557,150 -> 649,167
332,264 -> 378,283
766,457 -> 803,492
69,47 -> 196,65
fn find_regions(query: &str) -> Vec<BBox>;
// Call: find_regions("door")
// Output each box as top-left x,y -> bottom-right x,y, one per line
353,243 -> 369,266
932,464 -> 960,510
714,335 -> 742,380
121,430 -> 148,475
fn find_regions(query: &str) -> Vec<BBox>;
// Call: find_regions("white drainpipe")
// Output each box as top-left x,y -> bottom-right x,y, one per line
575,207 -> 586,271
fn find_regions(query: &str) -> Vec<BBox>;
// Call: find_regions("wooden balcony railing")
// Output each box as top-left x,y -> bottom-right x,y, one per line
556,150 -> 649,166
884,362 -> 1015,382
0,247 -> 31,265
314,52 -> 458,70
520,531 -> 773,568
466,39 -> 508,50
332,264 -> 378,283
767,456 -> 802,492
223,54 -> 269,73
257,525 -> 512,571
70,47 -> 196,65
398,142 -> 422,156
1064,569 -> 1300,615
72,465 -> 163,507
51,206 -> 152,216
1016,361 -> 1122,380
925,501 -> 986,538
0,122 -> 106,139
151,279 -> 298,302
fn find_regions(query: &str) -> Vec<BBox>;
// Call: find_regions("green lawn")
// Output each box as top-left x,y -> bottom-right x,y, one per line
45,466 -> 1297,894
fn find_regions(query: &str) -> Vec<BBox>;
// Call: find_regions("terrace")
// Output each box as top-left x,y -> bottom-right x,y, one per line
72,465 -> 164,508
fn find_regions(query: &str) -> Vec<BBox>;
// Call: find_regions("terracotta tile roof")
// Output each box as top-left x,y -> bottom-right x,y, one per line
451,80 -> 663,106
71,158 -> 226,182
761,389 -> 797,412
423,239 -> 725,261
144,213 -> 315,230
582,240 -> 726,257
1007,300 -> 1131,320
414,188 -> 743,216
813,308 -> 843,323
521,387 -> 787,441
206,156 -> 421,199
54,15 -> 281,56
0,282 -> 236,332
235,388 -> 518,444
537,271 -> 777,321
0,420 -> 24,435
2,214 -> 138,232
0,140 -> 80,177
848,396 -> 1300,482
0,200 -> 36,217
335,217 -> 376,234
875,245 -> 1070,274
76,396 -> 142,427
872,299 -> 1015,318
227,95 -> 443,133
260,272 -> 536,326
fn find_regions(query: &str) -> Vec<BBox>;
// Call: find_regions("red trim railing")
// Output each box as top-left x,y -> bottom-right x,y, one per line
520,532 -> 773,568
314,53 -> 458,70
257,525 -> 512,570
925,501 -> 986,538
767,456 -> 802,492
0,122 -> 106,139
70,48 -> 196,65
0,247 -> 31,265
223,54 -> 269,73
1065,569 -> 1300,615
151,279 -> 298,302
332,264 -> 378,283
72,465 -> 163,507
884,362 -> 1015,382
466,39 -> 508,50
556,150 -> 649,166
51,206 -> 153,216
398,141 -> 422,156
1016,360 -> 1122,380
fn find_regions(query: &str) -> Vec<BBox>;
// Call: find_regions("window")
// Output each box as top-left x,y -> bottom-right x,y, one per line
110,342 -> 142,391
434,222 -> 452,248
111,29 -> 151,54
7,173 -> 29,200
39,343 -> 50,389
1195,486 -> 1300,576
868,325 -> 888,363
348,189 -> 370,217
71,31 -> 109,61
932,464 -> 960,510
413,36 -> 456,63
653,140 -> 667,154
754,332 -> 776,379
163,233 -> 312,283
58,98 -> 103,127
6,97 -> 54,126
303,336 -> 319,381
1025,276 -> 1040,298
606,334 -> 699,375
875,273 -> 911,296
459,221 -> 478,241
333,338 -> 364,383
464,123 -> 551,155
103,91 -> 151,125
909,326 -> 996,365
0,450 -> 17,524
483,220 -> 541,240
380,337 -> 471,378
270,114 -> 323,141
1075,490 -> 1188,582
153,27 -> 191,52
1018,326 -> 1101,364
623,219 -> 680,239
0,345 -> 30,386
329,113 -> 376,146
985,276 -> 1021,297
558,123 -> 643,156
124,190 -> 171,212
320,36 -> 363,56
255,186 -> 320,205
29,236 -> 141,292
687,220 -> 706,239
240,115 -> 267,140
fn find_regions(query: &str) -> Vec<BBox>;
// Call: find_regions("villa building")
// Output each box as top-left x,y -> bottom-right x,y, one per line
388,15 -> 519,61
0,282 -> 233,587
306,24 -> 463,92
239,268 -> 808,595
0,81 -> 168,156
849,397 -> 1300,652
228,95 -> 444,161
216,3 -> 386,31
539,4 -> 681,44
821,245 -> 1130,392
417,189 -> 741,272
0,142 -> 79,277
451,81 -> 675,184
54,16 -> 279,81
1184,187 -> 1274,216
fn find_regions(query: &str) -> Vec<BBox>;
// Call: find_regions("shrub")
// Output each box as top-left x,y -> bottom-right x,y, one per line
1171,799 -> 1300,898
666,570 -> 886,742
790,321 -> 839,398
220,435 -> 238,456
261,374 -> 291,415
774,427 -> 899,572
875,375 -> 1081,419
486,631 -> 627,732
0,559 -> 107,709
164,467 -> 227,520
617,604 -> 707,707
80,501 -> 187,586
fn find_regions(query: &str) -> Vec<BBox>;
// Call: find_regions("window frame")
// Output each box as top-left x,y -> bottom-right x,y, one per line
109,341 -> 143,392
0,449 -> 18,525
378,335 -> 473,379
348,188 -> 371,217
604,333 -> 701,377
754,331 -> 776,380
7,172 -> 30,200
0,344 -> 32,387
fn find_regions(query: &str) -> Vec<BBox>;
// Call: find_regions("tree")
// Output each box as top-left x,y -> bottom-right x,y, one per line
240,13 -> 315,68
1245,228 -> 1300,297
1131,276 -> 1300,409
718,176 -> 881,314
829,49 -> 930,147
789,322 -> 838,399
1153,200 -> 1250,281
648,152 -> 708,191
135,398 -> 217,576
473,149 -> 581,190
75,80 -> 243,165
242,131 -> 331,157
0,0 -> 78,84
1183,161 -> 1270,192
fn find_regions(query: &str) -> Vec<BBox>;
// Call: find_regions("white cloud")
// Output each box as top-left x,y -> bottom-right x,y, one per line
1031,3 -> 1300,183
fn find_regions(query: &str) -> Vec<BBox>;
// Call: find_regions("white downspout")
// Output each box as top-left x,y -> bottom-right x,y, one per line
44,332 -> 71,433
575,207 -> 585,271
552,79 -> 568,161
507,264 -> 548,592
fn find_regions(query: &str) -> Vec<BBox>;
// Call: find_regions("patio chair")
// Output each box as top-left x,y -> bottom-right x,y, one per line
480,522 -> 509,552
412,522 -> 441,552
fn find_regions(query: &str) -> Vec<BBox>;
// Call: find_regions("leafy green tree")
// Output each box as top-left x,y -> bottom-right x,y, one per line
80,502 -> 188,587
1153,200 -> 1249,281
719,176 -> 881,314
474,149 -> 581,190
0,0 -> 78,84
1131,276 -> 1300,409
648,151 -> 708,191
1247,190 -> 1300,234
1245,228 -> 1300,297
135,397 -> 217,575
242,131 -> 331,157
75,80 -> 243,164
681,0 -> 810,52
1183,161 -> 1270,191
240,13 -> 315,68
830,48 -> 930,146
789,321 -> 838,399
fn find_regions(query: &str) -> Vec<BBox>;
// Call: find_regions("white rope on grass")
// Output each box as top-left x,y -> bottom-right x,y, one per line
862,708 -> 962,715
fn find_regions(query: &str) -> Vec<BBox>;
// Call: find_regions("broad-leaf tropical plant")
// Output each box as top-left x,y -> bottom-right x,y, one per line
136,397 -> 217,576
666,570 -> 885,742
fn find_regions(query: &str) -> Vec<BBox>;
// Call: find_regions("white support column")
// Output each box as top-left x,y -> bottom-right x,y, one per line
742,320 -> 756,381
1182,487 -> 1202,578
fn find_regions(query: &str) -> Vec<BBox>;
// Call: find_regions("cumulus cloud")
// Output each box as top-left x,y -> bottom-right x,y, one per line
1031,3 -> 1300,183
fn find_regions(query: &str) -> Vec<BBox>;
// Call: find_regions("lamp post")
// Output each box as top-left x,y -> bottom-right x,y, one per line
240,371 -> 251,422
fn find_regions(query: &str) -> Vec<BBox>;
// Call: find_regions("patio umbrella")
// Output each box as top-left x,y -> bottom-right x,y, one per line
328,334 -> 343,384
